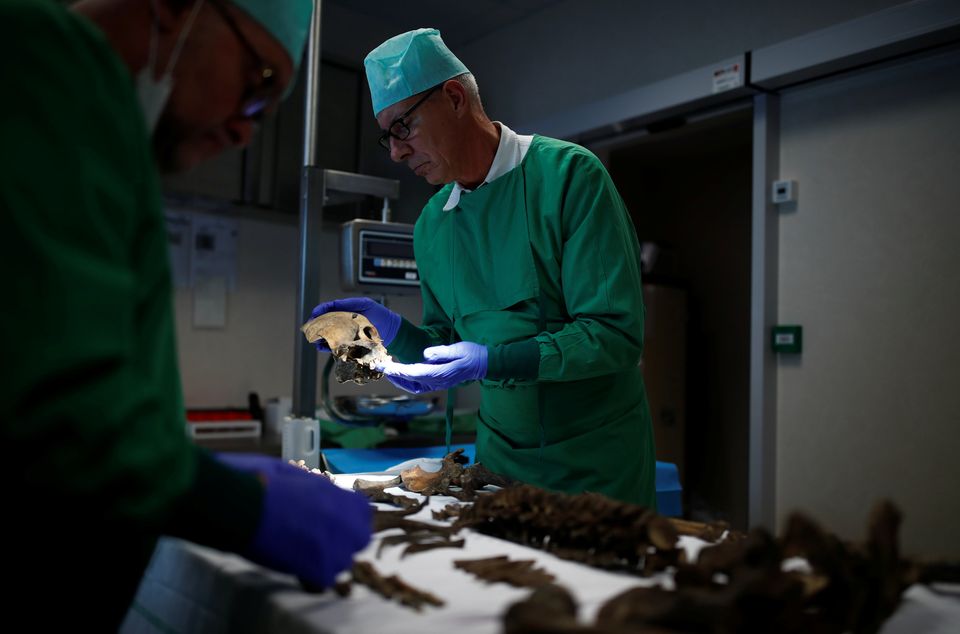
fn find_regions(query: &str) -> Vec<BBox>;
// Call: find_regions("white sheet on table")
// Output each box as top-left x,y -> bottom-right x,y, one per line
125,480 -> 960,634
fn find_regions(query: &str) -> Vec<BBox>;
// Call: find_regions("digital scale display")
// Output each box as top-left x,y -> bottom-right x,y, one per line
341,220 -> 419,292
358,229 -> 418,284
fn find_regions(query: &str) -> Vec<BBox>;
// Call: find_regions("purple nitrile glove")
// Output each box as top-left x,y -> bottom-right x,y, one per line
214,453 -> 372,588
309,297 -> 401,352
380,342 -> 488,394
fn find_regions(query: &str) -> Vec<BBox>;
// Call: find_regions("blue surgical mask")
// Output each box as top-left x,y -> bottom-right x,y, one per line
136,0 -> 205,134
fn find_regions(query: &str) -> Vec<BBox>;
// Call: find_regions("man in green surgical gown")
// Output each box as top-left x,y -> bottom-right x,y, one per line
0,1 -> 371,628
311,29 -> 657,507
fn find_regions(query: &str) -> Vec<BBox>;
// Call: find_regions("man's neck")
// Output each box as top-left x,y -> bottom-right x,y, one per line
456,118 -> 501,190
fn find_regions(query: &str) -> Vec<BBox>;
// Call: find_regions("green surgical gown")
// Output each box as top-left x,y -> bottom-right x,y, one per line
0,1 -> 261,626
390,136 -> 657,507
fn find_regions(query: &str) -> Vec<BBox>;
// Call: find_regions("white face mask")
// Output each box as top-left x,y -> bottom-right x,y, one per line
136,0 -> 205,134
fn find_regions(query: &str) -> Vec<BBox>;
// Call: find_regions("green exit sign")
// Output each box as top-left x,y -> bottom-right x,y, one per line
772,325 -> 802,354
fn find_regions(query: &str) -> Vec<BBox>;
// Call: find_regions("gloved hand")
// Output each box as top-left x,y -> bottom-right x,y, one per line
380,342 -> 488,394
309,297 -> 401,351
215,453 -> 372,588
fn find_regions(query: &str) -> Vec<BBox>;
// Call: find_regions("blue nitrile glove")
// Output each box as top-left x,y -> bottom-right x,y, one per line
384,373 -> 432,395
380,342 -> 488,394
215,453 -> 372,588
309,297 -> 401,351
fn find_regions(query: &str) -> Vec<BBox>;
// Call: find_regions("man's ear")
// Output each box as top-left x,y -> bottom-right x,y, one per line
442,79 -> 469,117
152,0 -> 197,32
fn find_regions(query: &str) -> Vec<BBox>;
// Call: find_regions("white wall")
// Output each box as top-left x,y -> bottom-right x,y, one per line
173,213 -> 298,407
777,48 -> 960,557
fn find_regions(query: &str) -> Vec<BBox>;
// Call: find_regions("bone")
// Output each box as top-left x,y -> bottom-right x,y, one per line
402,538 -> 466,559
455,485 -> 678,574
350,561 -> 445,611
394,449 -> 516,501
301,311 -> 391,384
400,450 -> 465,496
666,517 -> 736,543
432,503 -> 462,521
454,556 -> 556,588
354,477 -> 425,515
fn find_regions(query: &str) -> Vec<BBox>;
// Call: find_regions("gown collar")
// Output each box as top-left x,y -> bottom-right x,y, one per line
442,122 -> 533,211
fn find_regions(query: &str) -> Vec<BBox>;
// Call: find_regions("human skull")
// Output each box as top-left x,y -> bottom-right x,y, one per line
301,312 -> 392,384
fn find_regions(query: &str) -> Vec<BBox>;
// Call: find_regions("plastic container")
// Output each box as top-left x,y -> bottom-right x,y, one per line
281,417 -> 321,469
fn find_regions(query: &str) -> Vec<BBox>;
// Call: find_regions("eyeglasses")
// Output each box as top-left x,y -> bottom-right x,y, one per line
208,0 -> 279,120
377,85 -> 442,150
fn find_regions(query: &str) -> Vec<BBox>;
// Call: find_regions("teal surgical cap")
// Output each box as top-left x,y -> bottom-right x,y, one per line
364,28 -> 470,116
230,0 -> 314,71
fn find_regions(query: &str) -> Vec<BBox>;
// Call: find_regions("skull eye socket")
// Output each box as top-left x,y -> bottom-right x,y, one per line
362,326 -> 375,339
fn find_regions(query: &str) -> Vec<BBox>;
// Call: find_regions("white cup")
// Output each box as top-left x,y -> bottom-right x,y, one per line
281,417 -> 320,469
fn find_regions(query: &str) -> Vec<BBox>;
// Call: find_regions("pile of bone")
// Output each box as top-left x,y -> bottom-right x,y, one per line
496,497 -> 959,634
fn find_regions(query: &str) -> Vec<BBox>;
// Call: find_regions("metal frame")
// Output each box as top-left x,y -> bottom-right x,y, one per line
523,55 -> 751,143
293,167 -> 325,418
749,94 -> 780,530
292,0 -> 324,418
322,170 -> 399,205
750,0 -> 960,90
523,0 -> 960,143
